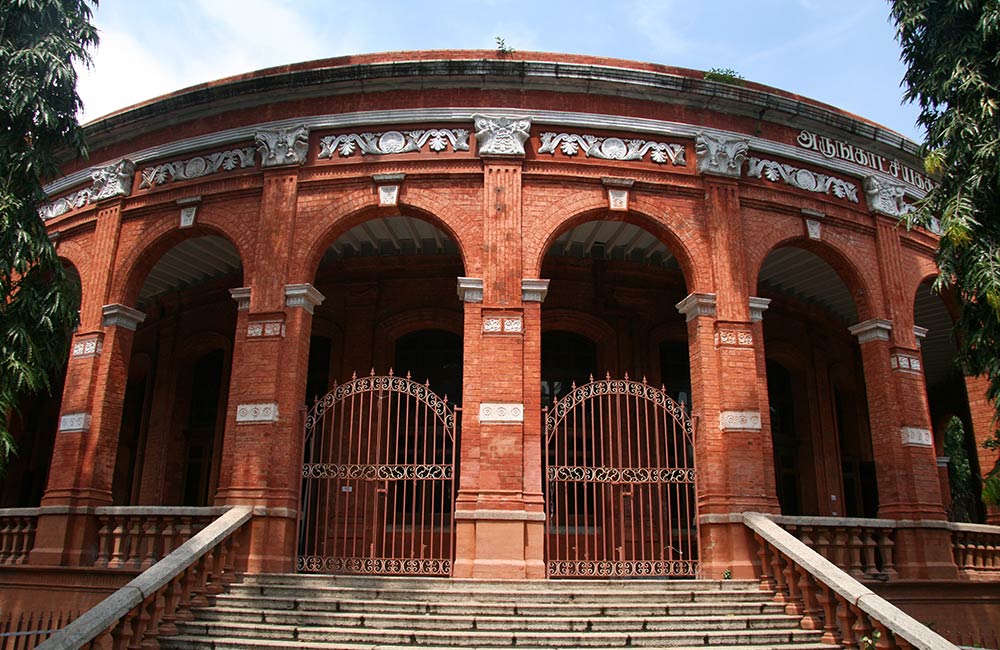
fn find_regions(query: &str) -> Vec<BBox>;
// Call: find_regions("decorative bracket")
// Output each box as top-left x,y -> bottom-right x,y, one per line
695,133 -> 748,177
473,115 -> 531,156
457,277 -> 484,303
373,173 -> 405,206
229,287 -> 251,311
864,175 -> 910,217
749,297 -> 771,322
255,125 -> 310,167
522,279 -> 550,303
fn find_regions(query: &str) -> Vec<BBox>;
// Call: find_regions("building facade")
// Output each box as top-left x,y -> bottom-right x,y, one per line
3,52 -> 997,602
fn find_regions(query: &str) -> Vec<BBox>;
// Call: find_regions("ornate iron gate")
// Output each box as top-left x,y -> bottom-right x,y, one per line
544,375 -> 697,578
298,371 -> 457,576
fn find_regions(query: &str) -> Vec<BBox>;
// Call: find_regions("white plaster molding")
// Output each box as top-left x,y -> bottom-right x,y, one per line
139,147 -> 255,188
59,413 -> 91,433
478,403 -> 524,423
715,329 -> 754,347
848,318 -> 893,344
747,157 -> 858,202
179,205 -> 197,228
539,132 -> 685,165
457,277 -> 484,303
864,175 -> 910,217
378,185 -> 399,206
236,403 -> 279,424
695,132 -> 748,177
229,287 -> 251,311
503,318 -> 523,333
247,320 -> 284,338
801,207 -> 825,218
806,219 -> 822,240
890,351 -> 922,373
483,318 -> 502,333
607,188 -> 629,211
102,304 -> 146,331
913,326 -> 928,348
719,411 -> 762,432
901,426 -> 932,447
71,335 -> 103,358
936,456 -> 950,468
284,283 -> 325,315
483,316 -> 523,334
39,158 -> 135,220
675,292 -> 717,322
42,109 -> 933,215
255,125 -> 310,167
522,279 -> 550,303
473,115 -> 531,156
749,297 -> 771,322
319,129 -> 469,157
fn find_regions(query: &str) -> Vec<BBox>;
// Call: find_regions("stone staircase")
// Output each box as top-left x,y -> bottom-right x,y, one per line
161,574 -> 834,650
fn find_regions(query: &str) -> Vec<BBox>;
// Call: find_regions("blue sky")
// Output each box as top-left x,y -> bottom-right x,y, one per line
77,1 -> 924,143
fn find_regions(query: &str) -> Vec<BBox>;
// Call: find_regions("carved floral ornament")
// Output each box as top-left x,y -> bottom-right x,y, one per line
747,158 -> 859,203
473,114 -> 531,156
319,129 -> 469,158
38,158 -> 135,220
255,125 -> 310,167
140,147 -> 256,188
538,132 -> 686,166
694,132 -> 749,177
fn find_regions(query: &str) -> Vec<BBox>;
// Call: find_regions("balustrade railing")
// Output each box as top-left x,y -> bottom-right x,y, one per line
92,507 -> 225,569
744,512 -> 957,650
36,506 -> 252,650
0,509 -> 38,566
771,515 -> 898,580
951,522 -> 1000,577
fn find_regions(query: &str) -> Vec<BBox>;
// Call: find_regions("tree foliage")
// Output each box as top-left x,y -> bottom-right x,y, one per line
0,0 -> 98,471
891,1 -> 1000,498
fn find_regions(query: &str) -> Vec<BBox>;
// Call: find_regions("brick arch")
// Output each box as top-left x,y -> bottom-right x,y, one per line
527,194 -> 706,294
109,206 -> 251,308
542,309 -> 618,375
293,186 -> 477,285
372,308 -> 464,371
750,234 -> 878,323
55,237 -> 93,324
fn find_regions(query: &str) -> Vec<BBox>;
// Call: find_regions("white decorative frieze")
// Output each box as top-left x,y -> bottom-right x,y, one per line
747,157 -> 859,203
806,219 -> 822,240
719,411 -> 762,432
848,319 -> 893,344
139,147 -> 255,189
522,279 -> 550,303
457,277 -> 484,303
255,125 -> 310,167
538,132 -> 686,165
864,175 -> 910,217
319,129 -> 469,158
890,351 -> 922,373
503,318 -> 523,333
473,115 -> 531,156
900,426 -> 932,447
38,158 -> 135,220
479,403 -> 524,424
482,317 -> 522,334
102,304 -> 146,331
236,403 -> 279,424
483,318 -> 502,333
676,293 -> 717,322
247,320 -> 284,338
285,283 -> 325,315
229,287 -> 251,311
59,412 -> 91,433
749,297 -> 771,322
71,334 -> 103,358
715,330 -> 753,347
694,133 -> 748,177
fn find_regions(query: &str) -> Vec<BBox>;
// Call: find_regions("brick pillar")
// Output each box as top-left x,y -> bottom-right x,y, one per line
453,125 -> 544,577
136,318 -> 179,505
215,138 -> 322,570
965,374 -> 1000,523
32,197 -> 141,565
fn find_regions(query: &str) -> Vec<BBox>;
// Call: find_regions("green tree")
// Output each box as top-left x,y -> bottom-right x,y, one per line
943,416 -> 977,521
0,0 -> 98,472
890,1 -> 1000,503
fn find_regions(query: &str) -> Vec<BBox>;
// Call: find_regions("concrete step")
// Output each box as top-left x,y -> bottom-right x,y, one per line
192,607 -> 804,632
211,593 -> 786,617
173,620 -> 824,648
164,638 -> 833,650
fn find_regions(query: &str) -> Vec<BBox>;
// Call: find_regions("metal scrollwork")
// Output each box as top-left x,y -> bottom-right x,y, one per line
546,560 -> 697,578
302,463 -> 453,480
546,466 -> 695,484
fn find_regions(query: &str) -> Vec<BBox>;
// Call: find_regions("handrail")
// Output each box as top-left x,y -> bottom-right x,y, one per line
743,512 -> 957,650
36,505 -> 252,650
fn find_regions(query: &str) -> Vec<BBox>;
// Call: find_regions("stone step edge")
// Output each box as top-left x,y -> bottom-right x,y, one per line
240,575 -> 760,590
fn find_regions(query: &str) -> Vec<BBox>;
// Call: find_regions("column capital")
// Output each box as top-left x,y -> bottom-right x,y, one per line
913,325 -> 928,347
101,304 -> 146,330
255,125 -> 310,168
695,132 -> 748,178
848,318 -> 892,344
457,277 -> 484,303
521,279 -> 550,303
749,296 -> 771,322
284,283 -> 325,315
230,287 -> 251,311
675,292 -> 717,322
473,115 -> 531,157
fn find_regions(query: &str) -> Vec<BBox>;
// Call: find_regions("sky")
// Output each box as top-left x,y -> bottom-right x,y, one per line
76,0 -> 925,143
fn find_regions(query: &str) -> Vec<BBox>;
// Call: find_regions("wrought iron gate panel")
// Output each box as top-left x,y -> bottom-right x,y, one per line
298,372 -> 456,576
544,375 -> 697,578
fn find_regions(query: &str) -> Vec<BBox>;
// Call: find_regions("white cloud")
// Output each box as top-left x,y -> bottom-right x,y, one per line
625,0 -> 697,58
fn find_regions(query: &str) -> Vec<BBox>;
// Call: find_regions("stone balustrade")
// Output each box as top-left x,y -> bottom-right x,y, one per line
92,507 -> 227,569
0,509 -> 39,565
771,515 -> 898,580
951,522 -> 1000,577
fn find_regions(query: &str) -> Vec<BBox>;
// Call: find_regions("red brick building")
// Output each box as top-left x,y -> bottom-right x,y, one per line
2,51 -> 998,628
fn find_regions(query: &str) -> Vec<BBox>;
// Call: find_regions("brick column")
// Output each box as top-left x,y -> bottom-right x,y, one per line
453,117 -> 543,578
965,374 -> 1000,523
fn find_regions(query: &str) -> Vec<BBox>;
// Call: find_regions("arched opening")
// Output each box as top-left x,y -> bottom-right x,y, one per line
914,280 -> 981,521
539,216 -> 695,578
299,213 -> 465,576
757,244 -> 875,517
0,262 -> 81,507
112,233 -> 242,505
